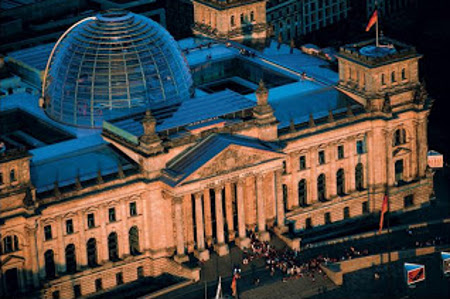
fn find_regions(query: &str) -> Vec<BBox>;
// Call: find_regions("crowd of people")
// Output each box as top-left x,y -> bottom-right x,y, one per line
239,232 -> 370,284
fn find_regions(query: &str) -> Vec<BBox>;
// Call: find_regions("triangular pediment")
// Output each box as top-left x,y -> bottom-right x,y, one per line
184,144 -> 283,182
393,146 -> 411,157
1,254 -> 25,267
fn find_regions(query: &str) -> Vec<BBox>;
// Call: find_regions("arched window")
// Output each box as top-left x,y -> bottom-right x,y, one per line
282,184 -> 288,211
44,250 -> 56,279
393,129 -> 406,146
250,11 -> 255,22
355,163 -> 364,191
381,74 -> 386,85
230,15 -> 235,27
86,238 -> 97,267
108,232 -> 119,261
129,226 -> 140,256
391,71 -> 396,82
401,68 -> 406,80
240,13 -> 244,24
2,235 -> 19,253
317,174 -> 326,201
65,244 -> 77,273
298,179 -> 307,207
336,169 -> 345,196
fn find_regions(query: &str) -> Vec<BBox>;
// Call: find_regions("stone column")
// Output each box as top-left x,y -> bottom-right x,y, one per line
309,147 -> 318,203
77,210 -> 87,267
214,186 -> 229,256
174,197 -> 189,263
236,180 -> 250,249
120,200 -> 129,257
99,205 -> 108,263
417,119 -> 428,177
384,129 -> 393,187
26,225 -> 40,288
245,176 -> 256,230
224,182 -> 235,241
194,192 -> 210,261
256,174 -> 270,241
142,192 -> 150,251
56,216 -> 65,274
203,189 -> 213,247
183,193 -> 195,252
275,169 -> 286,231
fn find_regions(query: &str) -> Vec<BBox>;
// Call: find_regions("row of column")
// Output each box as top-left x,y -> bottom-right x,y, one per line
173,171 -> 285,261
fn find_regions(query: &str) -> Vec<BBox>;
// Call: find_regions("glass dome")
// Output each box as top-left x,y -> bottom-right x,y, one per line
44,10 -> 193,128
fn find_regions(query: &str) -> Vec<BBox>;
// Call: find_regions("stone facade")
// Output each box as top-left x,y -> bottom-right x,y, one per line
192,0 -> 268,41
267,0 -> 349,42
0,38 -> 433,298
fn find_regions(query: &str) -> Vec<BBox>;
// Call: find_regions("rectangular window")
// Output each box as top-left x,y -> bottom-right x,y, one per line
44,225 -> 52,240
10,169 -> 16,182
108,208 -> 116,222
73,285 -> 81,298
344,207 -> 350,219
116,272 -> 124,285
362,201 -> 369,214
305,217 -> 312,229
337,145 -> 344,159
129,202 -> 137,217
137,266 -> 144,279
66,219 -> 74,234
395,159 -> 404,182
282,161 -> 287,174
299,155 -> 306,170
318,150 -> 325,165
404,195 -> 414,208
95,278 -> 103,292
356,140 -> 366,155
324,212 -> 331,224
0,172 -> 3,185
87,213 -> 95,228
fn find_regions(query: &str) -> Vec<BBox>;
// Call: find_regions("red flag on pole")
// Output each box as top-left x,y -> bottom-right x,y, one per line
379,194 -> 388,233
231,275 -> 237,296
365,10 -> 378,32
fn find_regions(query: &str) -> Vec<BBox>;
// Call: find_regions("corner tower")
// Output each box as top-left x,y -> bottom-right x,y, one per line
192,0 -> 268,41
336,37 -> 422,112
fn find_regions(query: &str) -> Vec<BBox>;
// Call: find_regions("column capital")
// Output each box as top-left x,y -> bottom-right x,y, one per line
194,191 -> 203,199
162,190 -> 174,201
214,185 -> 224,193
173,196 -> 183,205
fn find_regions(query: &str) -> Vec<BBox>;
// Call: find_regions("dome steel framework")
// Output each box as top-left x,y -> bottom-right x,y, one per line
43,10 -> 193,128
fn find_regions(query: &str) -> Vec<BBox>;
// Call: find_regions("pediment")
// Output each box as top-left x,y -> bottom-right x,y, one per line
183,144 -> 283,183
1,254 -> 25,267
393,146 -> 411,157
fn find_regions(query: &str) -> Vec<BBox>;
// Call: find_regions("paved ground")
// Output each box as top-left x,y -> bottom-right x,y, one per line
310,251 -> 450,299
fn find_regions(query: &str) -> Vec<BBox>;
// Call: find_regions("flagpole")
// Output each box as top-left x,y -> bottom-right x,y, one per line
376,15 -> 379,47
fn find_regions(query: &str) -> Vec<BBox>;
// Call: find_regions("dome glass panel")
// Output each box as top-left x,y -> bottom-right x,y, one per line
44,11 -> 193,128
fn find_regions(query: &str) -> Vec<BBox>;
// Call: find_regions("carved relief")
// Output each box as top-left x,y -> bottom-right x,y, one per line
193,147 -> 272,180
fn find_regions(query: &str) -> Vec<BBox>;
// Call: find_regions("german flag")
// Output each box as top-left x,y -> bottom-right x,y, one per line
366,9 -> 378,32
378,194 -> 388,233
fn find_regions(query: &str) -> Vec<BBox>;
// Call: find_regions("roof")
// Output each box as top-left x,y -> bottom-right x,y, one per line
166,133 -> 282,183
105,89 -> 255,143
30,135 -> 136,193
7,43 -> 53,71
